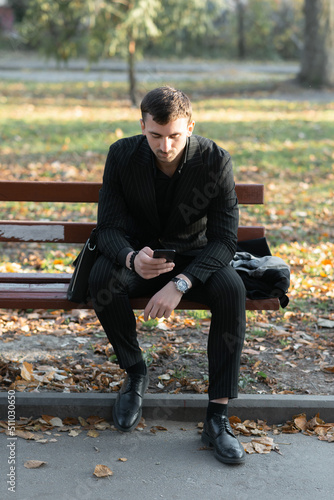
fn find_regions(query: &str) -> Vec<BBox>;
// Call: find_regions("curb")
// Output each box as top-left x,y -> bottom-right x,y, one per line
1,393 -> 333,424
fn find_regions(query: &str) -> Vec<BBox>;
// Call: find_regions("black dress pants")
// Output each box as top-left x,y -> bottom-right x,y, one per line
89,254 -> 246,400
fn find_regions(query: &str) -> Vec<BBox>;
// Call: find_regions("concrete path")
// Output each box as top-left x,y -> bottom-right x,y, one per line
1,419 -> 333,500
2,51 -> 334,102
0,391 -> 333,499
0,50 -> 298,83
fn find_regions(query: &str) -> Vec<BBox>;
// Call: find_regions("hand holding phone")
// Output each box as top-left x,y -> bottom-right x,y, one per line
153,249 -> 176,262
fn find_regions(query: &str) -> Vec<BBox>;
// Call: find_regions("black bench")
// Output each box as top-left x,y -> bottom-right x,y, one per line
0,180 -> 279,311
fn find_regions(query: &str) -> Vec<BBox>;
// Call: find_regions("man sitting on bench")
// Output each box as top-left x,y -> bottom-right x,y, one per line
89,86 -> 246,465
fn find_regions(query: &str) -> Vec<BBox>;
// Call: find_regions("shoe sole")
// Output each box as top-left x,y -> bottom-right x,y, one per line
201,431 -> 246,465
112,375 -> 149,432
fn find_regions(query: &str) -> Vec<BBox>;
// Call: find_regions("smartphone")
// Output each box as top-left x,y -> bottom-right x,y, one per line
153,249 -> 176,262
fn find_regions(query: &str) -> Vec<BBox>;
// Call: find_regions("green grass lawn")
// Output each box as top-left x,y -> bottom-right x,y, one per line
0,79 -> 333,324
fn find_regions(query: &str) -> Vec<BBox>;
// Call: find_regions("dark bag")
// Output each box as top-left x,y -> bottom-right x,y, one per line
67,229 -> 98,303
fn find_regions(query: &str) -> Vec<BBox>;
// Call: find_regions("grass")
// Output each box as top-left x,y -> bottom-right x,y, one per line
0,78 -> 333,325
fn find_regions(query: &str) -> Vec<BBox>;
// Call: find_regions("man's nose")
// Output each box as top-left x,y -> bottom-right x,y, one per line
160,137 -> 171,152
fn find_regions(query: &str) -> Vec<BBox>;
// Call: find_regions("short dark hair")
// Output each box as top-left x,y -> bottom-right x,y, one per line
141,86 -> 192,124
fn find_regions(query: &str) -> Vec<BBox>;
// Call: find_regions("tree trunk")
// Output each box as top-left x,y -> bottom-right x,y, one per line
128,39 -> 137,106
299,0 -> 334,87
236,0 -> 246,59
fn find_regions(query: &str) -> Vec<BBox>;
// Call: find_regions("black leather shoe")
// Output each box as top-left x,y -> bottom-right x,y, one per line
201,414 -> 246,464
113,372 -> 149,432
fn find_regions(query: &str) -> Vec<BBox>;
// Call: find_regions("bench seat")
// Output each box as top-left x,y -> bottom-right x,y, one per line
0,273 -> 280,311
0,180 -> 280,312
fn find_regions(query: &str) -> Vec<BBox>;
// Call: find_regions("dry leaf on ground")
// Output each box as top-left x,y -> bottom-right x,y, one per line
68,429 -> 81,437
24,460 -> 47,469
242,436 -> 280,455
87,429 -> 99,438
93,464 -> 113,478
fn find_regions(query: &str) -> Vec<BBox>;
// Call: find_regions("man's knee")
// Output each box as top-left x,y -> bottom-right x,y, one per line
89,256 -> 127,300
211,266 -> 246,302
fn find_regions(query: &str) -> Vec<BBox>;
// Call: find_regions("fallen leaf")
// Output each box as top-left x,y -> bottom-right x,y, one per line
41,415 -> 55,425
68,430 -> 81,437
14,430 -> 35,440
242,436 -> 279,454
229,416 -> 242,425
93,464 -> 113,478
24,460 -> 47,469
153,425 -> 168,431
78,416 -> 88,427
86,416 -> 105,425
253,441 -> 271,454
307,414 -> 325,430
293,413 -> 307,432
87,429 -> 100,438
94,421 -> 111,431
241,442 -> 256,454
21,362 -> 34,382
49,417 -> 63,427
118,458 -> 127,462
321,366 -> 334,373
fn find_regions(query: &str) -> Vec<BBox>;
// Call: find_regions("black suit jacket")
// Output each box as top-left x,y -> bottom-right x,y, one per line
96,134 -> 239,284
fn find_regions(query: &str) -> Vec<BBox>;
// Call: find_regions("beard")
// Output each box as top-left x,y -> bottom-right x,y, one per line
155,149 -> 178,163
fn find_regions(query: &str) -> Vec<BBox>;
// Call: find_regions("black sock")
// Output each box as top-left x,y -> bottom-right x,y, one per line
126,359 -> 147,376
206,402 -> 228,420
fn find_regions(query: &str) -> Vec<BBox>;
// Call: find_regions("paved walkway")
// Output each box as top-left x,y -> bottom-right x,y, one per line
0,50 -> 298,84
1,51 -> 334,102
1,419 -> 333,500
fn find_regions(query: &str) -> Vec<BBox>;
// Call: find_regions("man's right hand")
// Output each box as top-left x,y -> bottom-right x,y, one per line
126,246 -> 175,279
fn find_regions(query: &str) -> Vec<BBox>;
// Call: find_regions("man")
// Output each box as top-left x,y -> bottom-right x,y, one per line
89,86 -> 246,465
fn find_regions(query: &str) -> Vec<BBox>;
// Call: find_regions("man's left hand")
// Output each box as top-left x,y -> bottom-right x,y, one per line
144,281 -> 183,321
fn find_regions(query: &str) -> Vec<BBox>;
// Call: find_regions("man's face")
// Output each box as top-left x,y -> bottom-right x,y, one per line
140,114 -> 195,168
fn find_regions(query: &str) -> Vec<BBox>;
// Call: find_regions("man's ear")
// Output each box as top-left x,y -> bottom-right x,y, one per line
140,118 -> 146,135
187,120 -> 195,137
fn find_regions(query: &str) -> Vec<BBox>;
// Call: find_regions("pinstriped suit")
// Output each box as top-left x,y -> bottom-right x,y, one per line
89,134 -> 246,400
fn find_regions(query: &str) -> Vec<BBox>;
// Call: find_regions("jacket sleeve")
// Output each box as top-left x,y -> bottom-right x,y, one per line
181,151 -> 239,284
96,145 -> 134,263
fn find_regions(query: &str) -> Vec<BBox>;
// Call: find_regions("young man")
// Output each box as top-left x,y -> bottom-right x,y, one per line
89,86 -> 246,464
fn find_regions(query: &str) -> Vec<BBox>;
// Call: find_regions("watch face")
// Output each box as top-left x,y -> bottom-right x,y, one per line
176,279 -> 188,293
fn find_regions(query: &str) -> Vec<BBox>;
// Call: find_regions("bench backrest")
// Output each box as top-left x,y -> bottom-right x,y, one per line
0,181 -> 265,243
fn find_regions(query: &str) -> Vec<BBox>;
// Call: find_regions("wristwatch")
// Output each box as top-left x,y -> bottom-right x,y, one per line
171,277 -> 189,294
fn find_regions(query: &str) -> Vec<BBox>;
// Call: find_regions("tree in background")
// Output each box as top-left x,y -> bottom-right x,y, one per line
231,0 -> 303,60
299,0 -> 334,87
157,0 -> 223,57
235,0 -> 246,59
20,0 -> 88,63
88,0 -> 161,106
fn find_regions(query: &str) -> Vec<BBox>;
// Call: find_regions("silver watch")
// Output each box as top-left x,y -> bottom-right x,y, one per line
171,277 -> 189,294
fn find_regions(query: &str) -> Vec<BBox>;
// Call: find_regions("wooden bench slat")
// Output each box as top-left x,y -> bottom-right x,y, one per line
0,273 -> 72,283
0,181 -> 263,205
0,181 -> 101,203
0,221 -> 95,243
0,221 -> 264,243
0,284 -> 279,311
